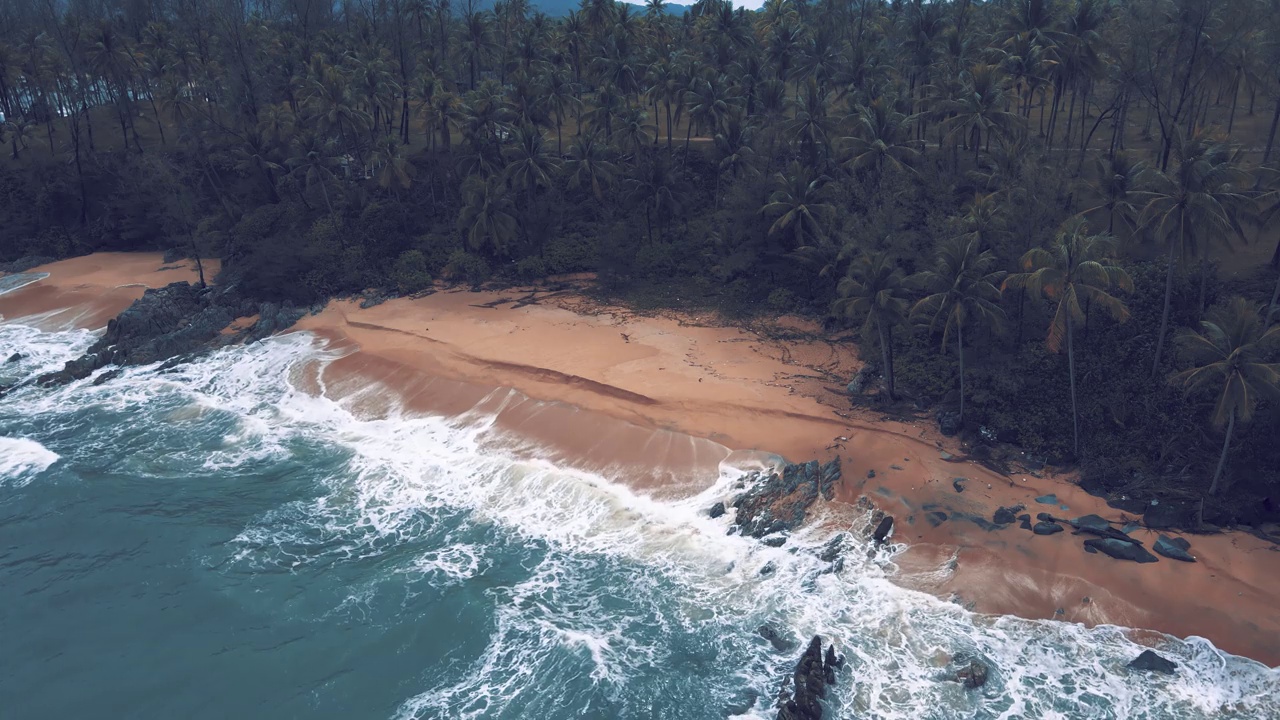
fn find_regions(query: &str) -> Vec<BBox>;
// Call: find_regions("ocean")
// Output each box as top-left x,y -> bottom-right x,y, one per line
0,305 -> 1276,719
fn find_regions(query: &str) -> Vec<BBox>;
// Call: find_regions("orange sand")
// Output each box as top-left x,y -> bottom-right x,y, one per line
4,255 -> 1278,667
0,253 -> 216,330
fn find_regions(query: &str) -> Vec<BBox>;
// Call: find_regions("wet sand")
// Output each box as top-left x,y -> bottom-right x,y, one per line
4,255 -> 1279,667
0,253 -> 215,330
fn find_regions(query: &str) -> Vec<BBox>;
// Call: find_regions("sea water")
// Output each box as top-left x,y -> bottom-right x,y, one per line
0,316 -> 1276,719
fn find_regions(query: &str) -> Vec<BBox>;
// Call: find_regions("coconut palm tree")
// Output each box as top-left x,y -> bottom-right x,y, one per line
910,236 -> 1007,423
1004,217 -> 1133,456
457,174 -> 519,257
1080,151 -> 1146,237
942,63 -> 1021,165
1172,297 -> 1280,496
761,161 -> 834,251
504,123 -> 561,201
833,251 -> 910,400
287,132 -> 342,213
626,154 -> 683,243
840,96 -> 919,180
565,131 -> 618,201
1136,130 -> 1252,375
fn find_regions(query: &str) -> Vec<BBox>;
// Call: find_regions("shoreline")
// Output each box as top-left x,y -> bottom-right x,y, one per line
3,253 -> 1279,668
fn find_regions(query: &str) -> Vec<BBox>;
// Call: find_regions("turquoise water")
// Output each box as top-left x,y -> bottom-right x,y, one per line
0,311 -> 1276,719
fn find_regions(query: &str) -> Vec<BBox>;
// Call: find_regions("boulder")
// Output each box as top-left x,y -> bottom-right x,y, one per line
1070,515 -> 1137,543
993,505 -> 1025,526
1084,538 -> 1158,563
733,458 -> 842,538
952,477 -> 966,493
759,561 -> 777,577
1153,536 -> 1195,562
817,534 -> 846,563
762,535 -> 788,547
758,624 -> 796,654
866,469 -> 876,479
872,516 -> 894,546
775,636 -> 831,720
1128,649 -> 1178,674
709,502 -> 726,519
1018,514 -> 1032,530
722,689 -> 759,716
937,410 -> 961,437
955,659 -> 990,689
1033,521 -> 1064,535
4,352 -> 20,364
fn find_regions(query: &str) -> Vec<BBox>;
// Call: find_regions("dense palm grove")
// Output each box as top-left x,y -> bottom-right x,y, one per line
1,0 -> 1279,526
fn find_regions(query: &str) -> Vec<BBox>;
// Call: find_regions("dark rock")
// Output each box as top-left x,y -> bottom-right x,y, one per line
872,516 -> 894,546
1019,515 -> 1033,531
1084,538 -> 1158,563
993,504 -> 1025,526
952,477 -> 966,493
866,469 -> 876,479
759,561 -> 777,577
91,368 -> 123,386
1033,521 -> 1064,535
817,534 -> 846,563
776,637 -> 828,720
1153,536 -> 1195,562
709,502 -> 726,519
1084,543 -> 1098,554
4,352 -> 20,363
818,458 -> 841,501
733,459 -> 838,538
1128,650 -> 1178,674
1169,537 -> 1191,551
1037,512 -> 1056,522
955,660 -> 989,689
1069,514 -> 1138,543
927,511 -> 949,527
937,410 -> 961,437
762,535 -> 788,547
1035,494 -> 1059,505
758,624 -> 796,653
824,644 -> 844,670
1143,500 -> 1196,530
1121,522 -> 1142,535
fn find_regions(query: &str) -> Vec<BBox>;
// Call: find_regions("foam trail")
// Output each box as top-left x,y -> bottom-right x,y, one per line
1,324 -> 1276,720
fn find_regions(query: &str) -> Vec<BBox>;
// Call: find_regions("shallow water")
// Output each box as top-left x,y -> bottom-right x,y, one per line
0,322 -> 1275,719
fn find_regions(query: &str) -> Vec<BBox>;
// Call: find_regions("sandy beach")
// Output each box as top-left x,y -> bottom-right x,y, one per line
4,253 -> 1278,667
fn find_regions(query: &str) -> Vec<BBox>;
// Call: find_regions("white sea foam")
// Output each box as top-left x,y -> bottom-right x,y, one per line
0,436 -> 59,487
2,325 -> 1277,719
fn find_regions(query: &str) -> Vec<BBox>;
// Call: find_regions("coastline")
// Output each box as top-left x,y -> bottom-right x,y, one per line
3,253 -> 1278,668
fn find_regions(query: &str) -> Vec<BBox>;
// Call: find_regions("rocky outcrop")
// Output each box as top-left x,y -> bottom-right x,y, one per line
954,659 -> 990,689
776,636 -> 842,720
33,281 -> 306,387
1033,521 -> 1064,535
993,504 -> 1025,526
1128,649 -> 1178,674
872,515 -> 894,546
732,458 -> 842,538
0,256 -> 55,274
1084,538 -> 1158,563
1153,536 -> 1195,562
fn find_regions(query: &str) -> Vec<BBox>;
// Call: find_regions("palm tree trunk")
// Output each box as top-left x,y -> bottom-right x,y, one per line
1209,410 -> 1234,496
1151,239 -> 1179,376
1265,97 -> 1280,164
1067,311 -> 1079,458
878,319 -> 895,401
957,322 -> 965,423
1267,267 -> 1279,327
1198,257 -> 1210,315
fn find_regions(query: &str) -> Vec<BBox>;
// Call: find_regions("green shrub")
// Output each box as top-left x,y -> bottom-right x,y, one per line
391,250 -> 432,294
444,250 -> 491,285
512,255 -> 547,280
543,232 -> 597,274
